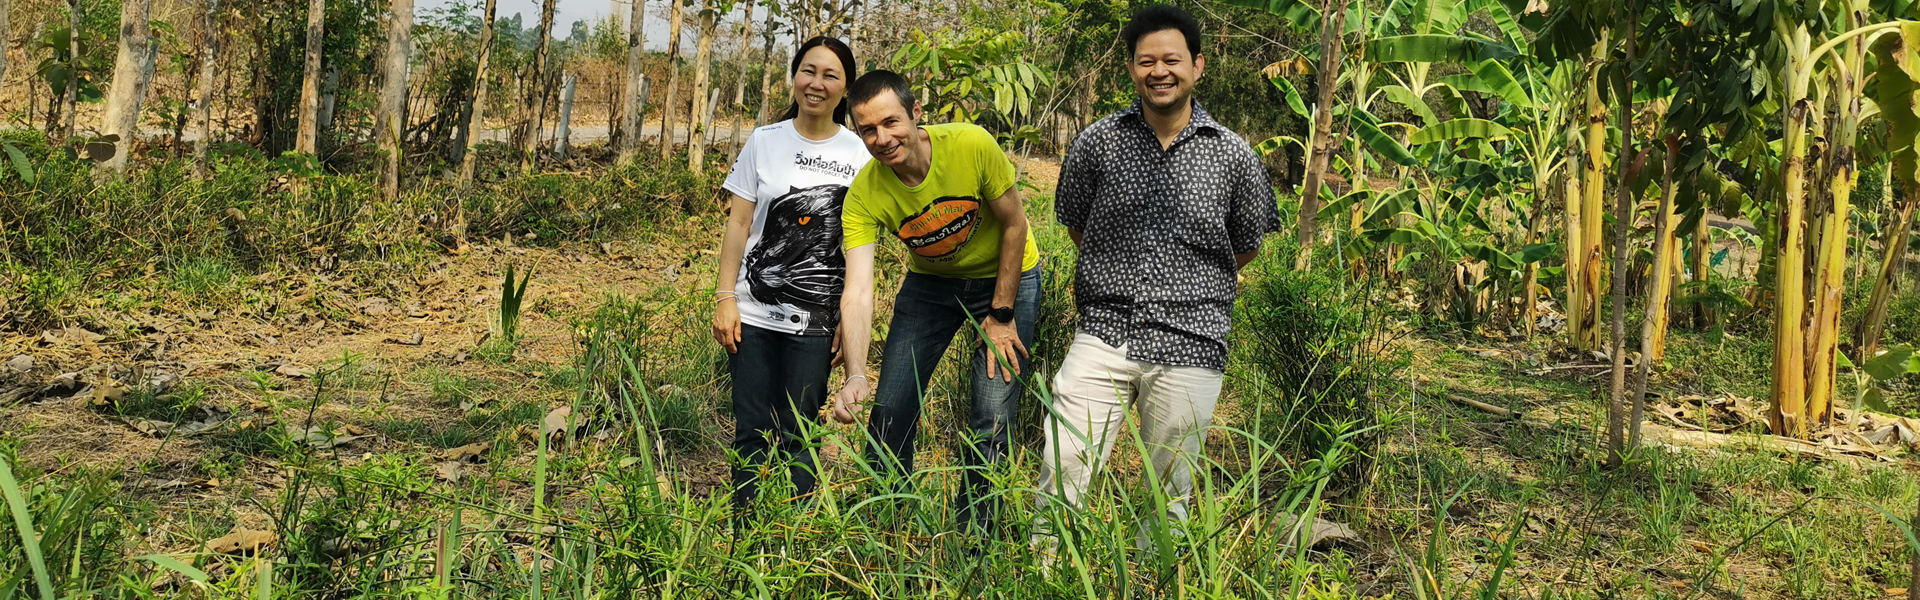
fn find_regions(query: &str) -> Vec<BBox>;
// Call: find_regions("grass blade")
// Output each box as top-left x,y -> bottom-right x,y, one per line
0,458 -> 54,600
137,554 -> 211,584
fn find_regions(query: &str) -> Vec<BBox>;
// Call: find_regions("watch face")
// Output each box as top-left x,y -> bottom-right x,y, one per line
990,307 -> 1015,323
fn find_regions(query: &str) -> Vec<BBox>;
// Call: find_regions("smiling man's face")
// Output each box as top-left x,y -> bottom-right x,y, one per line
851,89 -> 922,171
1128,28 -> 1204,112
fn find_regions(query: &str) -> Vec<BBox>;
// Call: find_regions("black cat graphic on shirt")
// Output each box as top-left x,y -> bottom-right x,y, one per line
743,184 -> 846,331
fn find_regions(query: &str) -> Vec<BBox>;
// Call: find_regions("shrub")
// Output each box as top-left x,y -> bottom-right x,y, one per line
1232,238 -> 1406,495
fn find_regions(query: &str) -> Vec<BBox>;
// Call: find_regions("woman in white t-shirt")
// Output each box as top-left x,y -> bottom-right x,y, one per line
712,36 -> 868,513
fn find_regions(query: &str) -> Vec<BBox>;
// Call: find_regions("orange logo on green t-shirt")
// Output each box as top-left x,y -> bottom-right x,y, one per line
898,196 -> 979,258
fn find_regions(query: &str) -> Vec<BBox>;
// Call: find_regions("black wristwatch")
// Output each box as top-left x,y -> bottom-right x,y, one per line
988,305 -> 1015,324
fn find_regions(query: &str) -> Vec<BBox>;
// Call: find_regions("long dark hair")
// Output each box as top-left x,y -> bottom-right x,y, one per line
777,37 -> 858,126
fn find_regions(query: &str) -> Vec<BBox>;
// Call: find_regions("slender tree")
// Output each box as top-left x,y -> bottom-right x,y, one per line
1604,15 -> 1637,463
458,0 -> 498,190
688,1 -> 718,173
1295,0 -> 1346,271
295,0 -> 325,154
519,0 -> 557,172
733,0 -> 755,106
191,0 -> 218,179
376,0 -> 415,198
754,10 -> 776,125
0,0 -> 11,94
658,0 -> 686,161
61,0 -> 79,139
98,0 -> 154,174
619,0 -> 647,162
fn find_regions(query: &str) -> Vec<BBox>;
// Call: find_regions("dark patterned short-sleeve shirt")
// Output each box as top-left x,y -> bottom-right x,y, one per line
1055,100 -> 1281,372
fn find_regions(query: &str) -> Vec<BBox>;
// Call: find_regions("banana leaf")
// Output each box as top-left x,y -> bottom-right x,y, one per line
1219,0 -> 1322,32
1366,34 -> 1520,64
1411,118 -> 1514,145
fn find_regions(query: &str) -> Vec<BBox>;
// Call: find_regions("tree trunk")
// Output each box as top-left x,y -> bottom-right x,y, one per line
617,0 -> 645,162
191,0 -> 218,179
658,0 -> 685,161
376,0 -> 414,198
1574,48 -> 1608,353
1295,0 -> 1345,272
294,0 -> 325,154
1564,133 -> 1584,339
61,0 -> 79,139
733,0 -> 755,106
553,72 -> 576,159
0,0 -> 11,96
518,0 -> 556,172
688,6 -> 715,174
1522,179 -> 1549,339
753,8 -> 775,125
316,67 -> 341,135
1858,191 -> 1916,357
98,0 -> 153,174
1606,22 -> 1635,464
457,0 -> 496,190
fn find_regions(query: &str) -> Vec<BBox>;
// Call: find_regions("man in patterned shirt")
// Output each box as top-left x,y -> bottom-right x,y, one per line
1035,4 -> 1281,541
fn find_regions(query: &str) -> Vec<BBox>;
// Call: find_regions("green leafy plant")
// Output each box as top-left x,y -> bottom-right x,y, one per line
500,264 -> 533,342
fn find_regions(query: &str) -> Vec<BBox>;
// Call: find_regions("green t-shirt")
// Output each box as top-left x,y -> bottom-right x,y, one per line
842,123 -> 1041,279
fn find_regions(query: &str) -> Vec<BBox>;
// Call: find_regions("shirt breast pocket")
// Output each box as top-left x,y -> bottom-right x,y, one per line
1171,168 -> 1233,251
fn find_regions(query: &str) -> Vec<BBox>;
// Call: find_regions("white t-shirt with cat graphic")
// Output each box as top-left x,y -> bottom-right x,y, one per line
723,120 -> 870,336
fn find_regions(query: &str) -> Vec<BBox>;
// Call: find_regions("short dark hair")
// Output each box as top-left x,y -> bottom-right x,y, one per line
848,70 -> 918,116
1121,5 -> 1202,58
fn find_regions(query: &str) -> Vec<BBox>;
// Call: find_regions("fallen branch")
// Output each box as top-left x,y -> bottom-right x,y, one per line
1447,394 -> 1519,419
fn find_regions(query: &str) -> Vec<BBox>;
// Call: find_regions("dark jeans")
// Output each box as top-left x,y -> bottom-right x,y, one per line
729,323 -> 834,512
866,266 -> 1041,531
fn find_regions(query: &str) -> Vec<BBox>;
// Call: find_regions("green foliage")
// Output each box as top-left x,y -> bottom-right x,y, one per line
499,264 -> 533,342
895,28 -> 1055,138
1233,238 -> 1407,494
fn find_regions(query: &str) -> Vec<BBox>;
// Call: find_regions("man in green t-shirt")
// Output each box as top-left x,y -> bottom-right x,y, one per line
828,70 -> 1041,532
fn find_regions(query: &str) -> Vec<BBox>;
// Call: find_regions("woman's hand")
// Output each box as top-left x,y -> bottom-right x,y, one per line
712,297 -> 741,353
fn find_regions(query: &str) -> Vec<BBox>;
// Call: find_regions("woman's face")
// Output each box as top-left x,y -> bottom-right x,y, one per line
791,46 -> 847,120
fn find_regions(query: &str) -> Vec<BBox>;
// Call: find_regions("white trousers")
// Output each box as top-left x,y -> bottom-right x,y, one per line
1035,332 -> 1224,524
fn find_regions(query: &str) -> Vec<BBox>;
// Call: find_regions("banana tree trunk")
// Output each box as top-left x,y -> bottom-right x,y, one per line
99,0 -> 154,174
1295,0 -> 1346,272
1647,136 -> 1682,363
618,0 -> 646,162
688,7 -> 716,174
294,0 -> 324,154
1858,191 -> 1916,358
1574,54 -> 1607,352
1807,93 -> 1862,430
1631,134 -> 1681,453
658,0 -> 686,161
190,0 -> 218,180
457,0 -> 497,191
1769,97 -> 1813,437
1691,216 -> 1713,327
1522,178 -> 1548,339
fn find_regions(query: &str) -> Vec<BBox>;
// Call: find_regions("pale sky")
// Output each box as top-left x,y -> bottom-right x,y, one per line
416,0 -> 782,53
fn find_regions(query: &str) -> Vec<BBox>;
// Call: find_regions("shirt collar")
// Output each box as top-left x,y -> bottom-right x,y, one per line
1120,98 -> 1222,145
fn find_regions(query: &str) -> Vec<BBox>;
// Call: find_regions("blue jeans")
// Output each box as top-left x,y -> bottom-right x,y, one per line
866,266 -> 1041,531
728,324 -> 834,512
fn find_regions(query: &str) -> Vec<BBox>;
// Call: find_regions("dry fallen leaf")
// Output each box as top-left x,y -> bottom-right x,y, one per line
542,407 -> 573,437
273,364 -> 311,379
439,441 -> 492,463
204,528 -> 277,555
433,461 -> 463,482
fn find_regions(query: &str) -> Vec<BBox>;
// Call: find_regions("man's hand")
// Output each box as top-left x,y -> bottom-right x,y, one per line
711,298 -> 742,353
829,375 -> 872,424
980,318 -> 1029,382
830,327 -> 845,368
